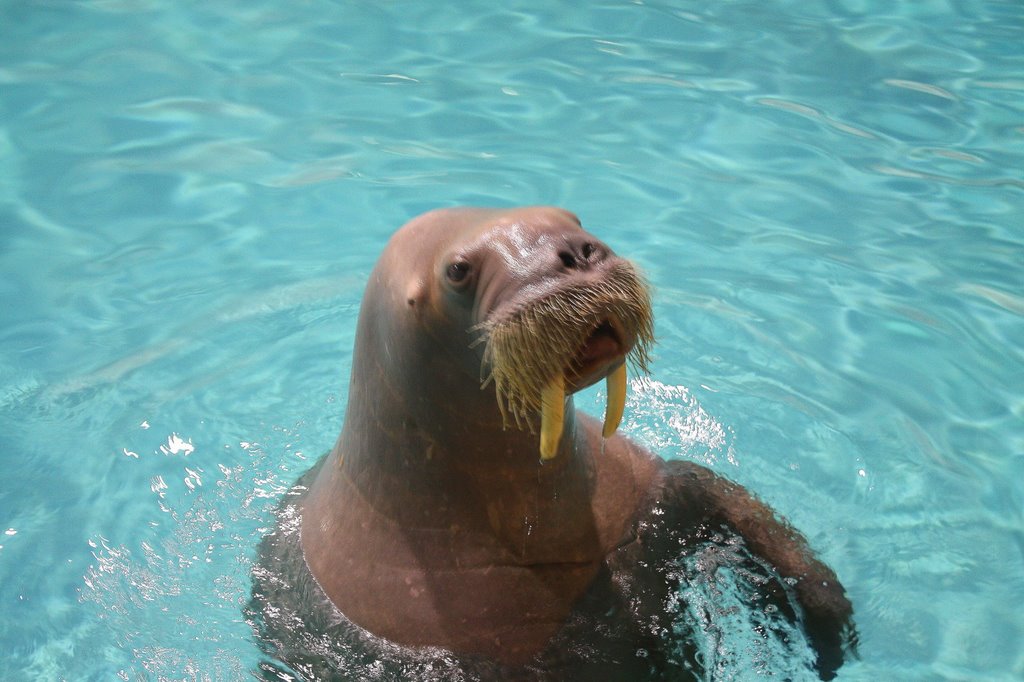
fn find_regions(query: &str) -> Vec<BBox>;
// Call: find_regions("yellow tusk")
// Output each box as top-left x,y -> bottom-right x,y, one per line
539,374 -> 565,460
602,363 -> 627,438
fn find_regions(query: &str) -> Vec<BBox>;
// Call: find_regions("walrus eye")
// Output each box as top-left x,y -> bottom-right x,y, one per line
446,261 -> 472,286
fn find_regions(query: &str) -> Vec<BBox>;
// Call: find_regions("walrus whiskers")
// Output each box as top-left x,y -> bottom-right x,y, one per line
475,261 -> 654,458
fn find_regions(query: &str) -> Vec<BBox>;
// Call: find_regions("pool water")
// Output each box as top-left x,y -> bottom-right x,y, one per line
1,0 -> 1022,679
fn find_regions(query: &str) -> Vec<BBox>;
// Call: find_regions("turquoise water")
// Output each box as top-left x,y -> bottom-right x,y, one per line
1,0 -> 1022,679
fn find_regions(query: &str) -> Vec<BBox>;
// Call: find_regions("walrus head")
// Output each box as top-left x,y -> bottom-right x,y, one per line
365,206 -> 654,461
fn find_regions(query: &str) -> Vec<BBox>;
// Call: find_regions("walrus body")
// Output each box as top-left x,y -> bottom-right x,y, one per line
250,207 -> 855,680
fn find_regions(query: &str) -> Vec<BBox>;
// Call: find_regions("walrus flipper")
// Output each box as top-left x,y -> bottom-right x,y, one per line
657,459 -> 857,680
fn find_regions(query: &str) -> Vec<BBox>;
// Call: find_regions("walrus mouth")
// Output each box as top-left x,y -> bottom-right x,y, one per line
475,261 -> 654,460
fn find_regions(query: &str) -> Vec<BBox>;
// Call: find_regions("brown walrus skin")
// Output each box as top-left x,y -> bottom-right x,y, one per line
249,207 -> 856,680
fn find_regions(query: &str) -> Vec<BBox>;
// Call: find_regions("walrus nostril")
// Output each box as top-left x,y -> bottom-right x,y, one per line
559,241 -> 603,270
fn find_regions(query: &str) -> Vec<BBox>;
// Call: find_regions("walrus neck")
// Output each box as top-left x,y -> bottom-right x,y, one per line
332,397 -> 591,530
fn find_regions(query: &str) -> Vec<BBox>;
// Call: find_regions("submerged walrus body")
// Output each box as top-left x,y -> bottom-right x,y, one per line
249,207 -> 855,680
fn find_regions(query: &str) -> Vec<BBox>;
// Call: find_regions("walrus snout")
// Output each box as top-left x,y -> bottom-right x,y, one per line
476,258 -> 654,460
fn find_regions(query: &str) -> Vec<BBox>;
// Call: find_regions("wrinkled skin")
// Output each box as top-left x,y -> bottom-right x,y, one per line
249,207 -> 856,680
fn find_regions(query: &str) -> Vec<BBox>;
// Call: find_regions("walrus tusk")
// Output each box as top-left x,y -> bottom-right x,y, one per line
539,374 -> 565,460
602,363 -> 627,438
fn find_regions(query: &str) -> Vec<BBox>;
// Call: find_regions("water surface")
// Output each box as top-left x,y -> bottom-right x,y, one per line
1,0 -> 1022,679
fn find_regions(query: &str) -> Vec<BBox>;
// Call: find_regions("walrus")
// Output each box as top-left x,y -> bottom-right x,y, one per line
249,207 -> 856,680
